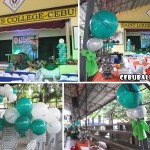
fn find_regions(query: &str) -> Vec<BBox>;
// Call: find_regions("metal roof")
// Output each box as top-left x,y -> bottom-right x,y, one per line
64,83 -> 150,119
80,0 -> 150,29
64,83 -> 120,119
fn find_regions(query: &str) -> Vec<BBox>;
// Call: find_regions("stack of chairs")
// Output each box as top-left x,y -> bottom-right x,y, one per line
2,126 -> 19,150
27,130 -> 46,150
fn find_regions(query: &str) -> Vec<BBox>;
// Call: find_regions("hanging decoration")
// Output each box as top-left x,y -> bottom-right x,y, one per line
81,49 -> 98,77
116,84 -> 149,141
90,10 -> 118,39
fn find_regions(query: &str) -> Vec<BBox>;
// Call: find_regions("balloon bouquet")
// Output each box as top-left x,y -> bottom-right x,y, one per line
81,10 -> 118,78
0,84 -> 61,141
117,84 -> 149,141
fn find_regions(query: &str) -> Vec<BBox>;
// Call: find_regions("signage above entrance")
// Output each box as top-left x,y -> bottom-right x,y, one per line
4,0 -> 25,12
121,22 -> 150,28
0,7 -> 76,26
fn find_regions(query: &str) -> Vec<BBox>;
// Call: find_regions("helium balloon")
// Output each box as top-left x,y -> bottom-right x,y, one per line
0,95 -> 3,102
86,38 -> 103,51
45,108 -> 61,123
5,107 -> 20,124
90,10 -> 118,39
4,86 -> 13,98
117,84 -> 142,109
47,120 -> 61,134
135,106 -> 147,119
3,115 -> 13,127
126,109 -> 136,119
32,102 -> 48,120
16,98 -> 32,115
15,116 -> 30,133
13,88 -> 18,94
26,113 -> 33,120
0,118 -> 4,130
31,119 -> 46,135
0,87 -> 4,96
8,93 -> 17,102
4,84 -> 10,88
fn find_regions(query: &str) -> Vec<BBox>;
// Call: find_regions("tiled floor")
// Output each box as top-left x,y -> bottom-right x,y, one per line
64,136 -> 77,150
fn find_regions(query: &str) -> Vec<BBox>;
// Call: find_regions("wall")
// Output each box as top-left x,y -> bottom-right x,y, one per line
0,0 -> 77,16
0,28 -> 66,40
112,4 -> 150,53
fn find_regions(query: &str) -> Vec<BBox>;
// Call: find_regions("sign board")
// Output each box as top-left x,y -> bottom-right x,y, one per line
4,0 -> 25,12
13,35 -> 38,59
0,7 -> 76,26
121,23 -> 150,28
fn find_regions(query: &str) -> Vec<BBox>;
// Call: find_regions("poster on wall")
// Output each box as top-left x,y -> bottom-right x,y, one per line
13,35 -> 38,59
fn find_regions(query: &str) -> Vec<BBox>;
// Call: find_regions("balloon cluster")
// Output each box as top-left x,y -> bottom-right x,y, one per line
86,10 -> 118,51
117,84 -> 147,119
1,98 -> 61,136
0,84 -> 17,103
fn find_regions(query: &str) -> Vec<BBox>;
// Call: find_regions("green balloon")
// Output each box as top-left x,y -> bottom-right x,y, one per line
15,116 -> 30,133
90,10 -> 118,39
0,95 -> 3,102
75,120 -> 80,126
109,42 -> 114,48
13,88 -> 18,94
31,119 -> 46,135
117,84 -> 142,109
16,98 -> 32,115
3,115 -> 13,127
26,113 -> 33,120
0,118 -> 4,130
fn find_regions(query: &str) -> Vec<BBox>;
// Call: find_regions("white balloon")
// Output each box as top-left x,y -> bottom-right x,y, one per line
4,87 -> 13,98
5,107 -> 20,124
4,84 -> 11,88
86,38 -> 103,51
135,106 -> 147,119
8,93 -> 17,102
47,120 -> 61,134
45,108 -> 61,123
0,86 -> 5,96
32,102 -> 48,120
126,109 -> 136,119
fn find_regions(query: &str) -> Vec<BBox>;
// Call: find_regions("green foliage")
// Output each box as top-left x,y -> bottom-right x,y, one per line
13,84 -> 62,108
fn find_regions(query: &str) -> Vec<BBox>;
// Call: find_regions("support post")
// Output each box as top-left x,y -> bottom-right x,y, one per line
80,0 -> 95,81
65,20 -> 71,58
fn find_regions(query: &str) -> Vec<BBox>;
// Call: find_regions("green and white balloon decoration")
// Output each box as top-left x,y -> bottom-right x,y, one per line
116,84 -> 149,141
0,84 -> 61,137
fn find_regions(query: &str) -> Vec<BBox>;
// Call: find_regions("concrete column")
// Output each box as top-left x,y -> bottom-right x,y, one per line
92,118 -> 94,126
98,115 -> 101,125
65,21 -> 71,58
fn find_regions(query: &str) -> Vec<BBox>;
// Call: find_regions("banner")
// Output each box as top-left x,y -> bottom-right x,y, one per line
121,22 -> 150,28
13,35 -> 38,59
0,7 -> 76,26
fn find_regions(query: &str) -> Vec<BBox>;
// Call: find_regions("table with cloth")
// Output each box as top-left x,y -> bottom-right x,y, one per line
75,140 -> 105,150
92,67 -> 121,82
0,77 -> 23,82
132,61 -> 150,69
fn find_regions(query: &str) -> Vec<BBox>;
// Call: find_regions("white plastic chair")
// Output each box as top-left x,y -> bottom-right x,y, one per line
27,130 -> 46,150
20,75 -> 29,82
25,140 -> 37,150
28,74 -> 36,82
12,73 -> 20,77
136,65 -> 144,74
4,73 -> 12,77
2,126 -> 19,150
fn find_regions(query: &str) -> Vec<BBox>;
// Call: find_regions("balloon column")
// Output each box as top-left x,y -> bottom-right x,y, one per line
81,10 -> 118,77
117,84 -> 149,140
0,85 -> 61,137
